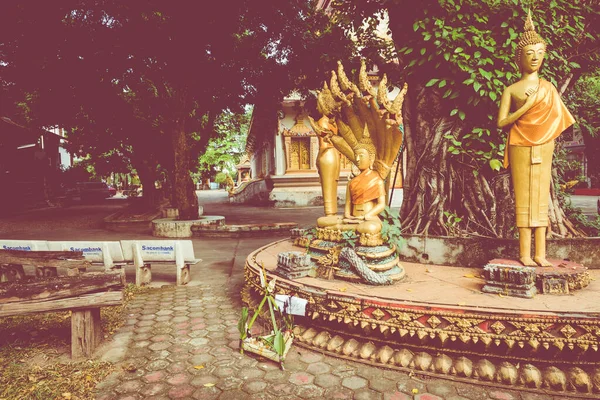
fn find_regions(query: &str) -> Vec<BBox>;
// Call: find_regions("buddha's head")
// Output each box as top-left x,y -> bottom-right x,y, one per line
355,148 -> 371,170
515,10 -> 546,73
354,143 -> 375,172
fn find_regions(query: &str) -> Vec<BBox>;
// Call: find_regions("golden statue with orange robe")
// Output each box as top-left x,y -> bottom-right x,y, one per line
309,60 -> 407,238
497,11 -> 575,267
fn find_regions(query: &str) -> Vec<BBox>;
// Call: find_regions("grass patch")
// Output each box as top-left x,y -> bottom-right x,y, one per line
0,283 -> 148,400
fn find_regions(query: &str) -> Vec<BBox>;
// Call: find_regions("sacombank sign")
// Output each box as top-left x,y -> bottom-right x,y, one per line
142,245 -> 174,255
2,245 -> 32,251
70,246 -> 102,255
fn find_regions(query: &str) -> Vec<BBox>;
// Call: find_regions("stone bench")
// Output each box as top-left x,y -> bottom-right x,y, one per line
0,249 -> 124,358
120,240 -> 201,286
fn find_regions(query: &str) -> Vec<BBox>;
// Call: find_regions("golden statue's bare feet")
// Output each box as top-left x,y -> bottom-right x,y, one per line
519,257 -> 536,267
534,256 -> 553,267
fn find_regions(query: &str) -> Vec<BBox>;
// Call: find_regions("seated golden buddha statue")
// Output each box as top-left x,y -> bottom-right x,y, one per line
310,60 -> 407,240
318,145 -> 386,235
497,11 -> 575,267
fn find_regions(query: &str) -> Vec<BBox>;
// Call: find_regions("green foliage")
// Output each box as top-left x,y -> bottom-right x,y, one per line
333,0 -> 600,172
563,203 -> 600,236
1,0 -> 355,210
341,230 -> 359,249
565,71 -> 600,186
238,307 -> 249,340
380,206 -> 404,252
443,211 -> 464,235
214,172 -> 230,185
273,330 -> 285,357
197,109 -> 251,179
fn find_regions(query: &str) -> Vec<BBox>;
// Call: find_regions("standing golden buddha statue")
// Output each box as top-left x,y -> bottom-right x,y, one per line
497,11 -> 575,267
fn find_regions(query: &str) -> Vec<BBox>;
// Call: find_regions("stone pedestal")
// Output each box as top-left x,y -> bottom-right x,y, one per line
482,258 -> 590,298
276,251 -> 315,280
482,262 -> 537,298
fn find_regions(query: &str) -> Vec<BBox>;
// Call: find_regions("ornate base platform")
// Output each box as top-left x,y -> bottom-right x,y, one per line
309,239 -> 405,283
483,259 -> 591,298
244,239 -> 600,398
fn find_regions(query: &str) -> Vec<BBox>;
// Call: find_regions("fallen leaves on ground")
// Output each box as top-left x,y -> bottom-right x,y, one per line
0,358 -> 114,400
0,283 -> 151,400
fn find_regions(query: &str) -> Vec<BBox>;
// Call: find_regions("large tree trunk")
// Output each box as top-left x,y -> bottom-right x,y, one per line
171,117 -> 199,220
399,83 -> 582,238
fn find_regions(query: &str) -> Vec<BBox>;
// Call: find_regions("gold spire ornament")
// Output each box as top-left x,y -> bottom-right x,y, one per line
515,10 -> 546,67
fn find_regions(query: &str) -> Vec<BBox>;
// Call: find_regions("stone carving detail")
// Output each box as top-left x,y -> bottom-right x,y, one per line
276,251 -> 314,280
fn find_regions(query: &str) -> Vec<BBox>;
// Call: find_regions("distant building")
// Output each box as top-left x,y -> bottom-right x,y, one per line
238,85 -> 404,208
239,95 -> 351,208
0,117 -> 70,212
562,126 -> 589,187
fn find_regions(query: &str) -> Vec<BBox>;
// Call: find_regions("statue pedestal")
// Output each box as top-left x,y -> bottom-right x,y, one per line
482,262 -> 537,298
309,238 -> 405,285
276,251 -> 315,280
482,258 -> 590,298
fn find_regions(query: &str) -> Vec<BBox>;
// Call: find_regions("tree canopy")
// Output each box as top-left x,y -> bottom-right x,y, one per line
330,0 -> 599,237
1,1 -> 354,217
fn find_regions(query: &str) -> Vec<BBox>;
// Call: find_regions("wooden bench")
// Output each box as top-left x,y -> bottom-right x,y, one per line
0,249 -> 124,359
0,249 -> 91,280
120,240 -> 201,286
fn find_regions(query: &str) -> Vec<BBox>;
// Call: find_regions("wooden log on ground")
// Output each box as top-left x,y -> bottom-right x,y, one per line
0,270 -> 125,306
0,249 -> 89,268
0,264 -> 26,282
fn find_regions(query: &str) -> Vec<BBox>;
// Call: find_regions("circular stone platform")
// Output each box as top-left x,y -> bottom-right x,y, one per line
243,238 -> 600,398
152,216 -> 225,238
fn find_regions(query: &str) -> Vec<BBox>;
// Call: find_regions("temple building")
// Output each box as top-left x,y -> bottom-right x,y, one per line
0,117 -> 71,213
233,90 -> 404,208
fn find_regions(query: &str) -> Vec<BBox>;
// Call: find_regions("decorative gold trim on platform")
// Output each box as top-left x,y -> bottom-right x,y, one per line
244,270 -> 600,397
244,239 -> 600,396
314,228 -> 385,247
244,259 -> 600,362
290,323 -> 600,398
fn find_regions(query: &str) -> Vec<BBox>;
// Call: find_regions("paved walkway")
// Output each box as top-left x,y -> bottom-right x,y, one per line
0,193 -> 574,399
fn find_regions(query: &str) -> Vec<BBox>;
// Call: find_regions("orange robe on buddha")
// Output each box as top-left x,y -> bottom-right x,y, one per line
349,169 -> 384,206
